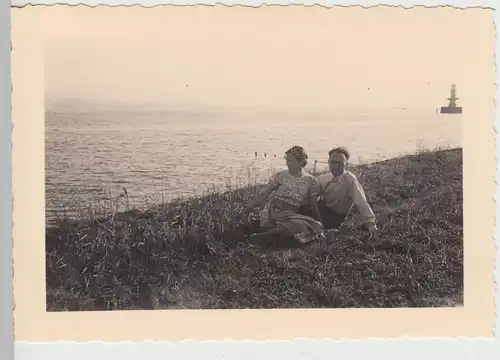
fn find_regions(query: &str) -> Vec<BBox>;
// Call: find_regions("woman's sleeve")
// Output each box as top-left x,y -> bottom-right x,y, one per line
260,171 -> 282,193
300,176 -> 316,205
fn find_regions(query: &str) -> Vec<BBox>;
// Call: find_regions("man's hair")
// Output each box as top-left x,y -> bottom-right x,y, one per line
328,146 -> 350,161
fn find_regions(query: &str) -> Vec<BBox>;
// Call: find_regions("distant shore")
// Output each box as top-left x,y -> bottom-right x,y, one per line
46,148 -> 464,310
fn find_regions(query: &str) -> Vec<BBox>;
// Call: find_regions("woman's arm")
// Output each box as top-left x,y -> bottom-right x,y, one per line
242,184 -> 274,214
305,177 -> 322,222
308,192 -> 323,223
242,172 -> 280,214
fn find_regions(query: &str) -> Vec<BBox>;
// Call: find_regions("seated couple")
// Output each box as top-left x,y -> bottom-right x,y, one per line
239,145 -> 377,245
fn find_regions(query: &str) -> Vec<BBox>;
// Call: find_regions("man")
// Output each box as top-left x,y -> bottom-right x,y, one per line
311,146 -> 378,235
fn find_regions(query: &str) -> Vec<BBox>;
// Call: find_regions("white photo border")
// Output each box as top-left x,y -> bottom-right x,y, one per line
4,0 -> 499,359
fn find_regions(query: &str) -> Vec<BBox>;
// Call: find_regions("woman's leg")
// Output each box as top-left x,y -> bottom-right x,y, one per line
248,225 -> 301,249
249,225 -> 291,240
258,202 -> 324,247
237,209 -> 263,235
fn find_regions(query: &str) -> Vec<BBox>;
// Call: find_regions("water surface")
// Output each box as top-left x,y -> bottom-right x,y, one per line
45,108 -> 462,221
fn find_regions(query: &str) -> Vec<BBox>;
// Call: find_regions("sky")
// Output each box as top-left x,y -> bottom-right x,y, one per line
42,5 -> 495,112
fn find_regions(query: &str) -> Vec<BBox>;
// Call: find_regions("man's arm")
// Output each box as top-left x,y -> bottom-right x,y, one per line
349,175 -> 377,231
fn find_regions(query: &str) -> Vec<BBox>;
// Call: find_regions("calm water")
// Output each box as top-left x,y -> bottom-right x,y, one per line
45,108 -> 462,221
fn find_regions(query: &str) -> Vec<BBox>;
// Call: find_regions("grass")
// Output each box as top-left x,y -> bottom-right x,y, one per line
45,147 -> 463,311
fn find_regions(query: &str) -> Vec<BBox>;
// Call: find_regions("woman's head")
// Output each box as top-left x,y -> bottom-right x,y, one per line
328,146 -> 349,176
285,145 -> 308,173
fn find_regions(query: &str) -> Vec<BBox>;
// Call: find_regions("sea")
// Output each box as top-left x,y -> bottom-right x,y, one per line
45,107 -> 462,223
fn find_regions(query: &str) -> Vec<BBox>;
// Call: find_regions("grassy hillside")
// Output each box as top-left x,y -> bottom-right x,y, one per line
46,148 -> 463,310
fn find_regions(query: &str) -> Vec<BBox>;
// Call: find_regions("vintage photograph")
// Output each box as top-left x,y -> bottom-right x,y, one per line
43,5 -> 471,311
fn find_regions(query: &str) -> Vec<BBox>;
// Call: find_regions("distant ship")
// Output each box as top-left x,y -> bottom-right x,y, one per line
440,84 -> 463,114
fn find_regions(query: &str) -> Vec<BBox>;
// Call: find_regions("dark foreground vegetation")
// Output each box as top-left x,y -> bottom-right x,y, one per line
46,148 -> 463,311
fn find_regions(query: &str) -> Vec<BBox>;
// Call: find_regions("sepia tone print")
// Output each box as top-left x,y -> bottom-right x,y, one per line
39,4 -> 493,313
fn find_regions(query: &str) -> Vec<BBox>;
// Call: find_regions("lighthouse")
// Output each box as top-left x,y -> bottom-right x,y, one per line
440,84 -> 463,114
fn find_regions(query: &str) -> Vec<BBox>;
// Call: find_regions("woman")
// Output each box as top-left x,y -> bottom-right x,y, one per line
239,145 -> 324,245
